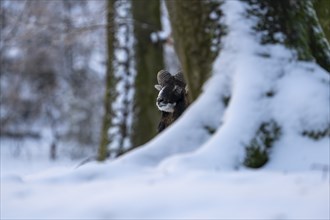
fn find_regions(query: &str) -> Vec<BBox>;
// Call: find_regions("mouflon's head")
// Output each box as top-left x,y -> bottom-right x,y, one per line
154,70 -> 186,113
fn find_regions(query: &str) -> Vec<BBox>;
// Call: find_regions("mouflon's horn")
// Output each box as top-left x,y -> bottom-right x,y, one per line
157,70 -> 172,86
174,71 -> 186,85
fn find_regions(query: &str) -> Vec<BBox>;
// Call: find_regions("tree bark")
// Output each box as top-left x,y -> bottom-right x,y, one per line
165,0 -> 223,100
243,0 -> 330,167
248,0 -> 330,72
314,0 -> 330,42
98,0 -> 116,161
131,0 -> 164,147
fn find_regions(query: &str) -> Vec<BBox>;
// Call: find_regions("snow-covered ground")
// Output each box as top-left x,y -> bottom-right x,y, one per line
1,159 -> 329,219
1,0 -> 329,219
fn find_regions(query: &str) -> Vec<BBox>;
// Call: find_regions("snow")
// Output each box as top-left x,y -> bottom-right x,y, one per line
2,165 -> 329,220
1,153 -> 329,219
1,0 -> 329,219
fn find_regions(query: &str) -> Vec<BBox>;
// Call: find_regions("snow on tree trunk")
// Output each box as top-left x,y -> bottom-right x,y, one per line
105,0 -> 136,158
99,0 -> 136,160
115,0 -> 329,171
246,0 -> 330,72
99,0 -> 166,159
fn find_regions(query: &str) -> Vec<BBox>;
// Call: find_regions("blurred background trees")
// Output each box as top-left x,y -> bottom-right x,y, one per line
0,0 -> 173,160
1,0 -> 106,159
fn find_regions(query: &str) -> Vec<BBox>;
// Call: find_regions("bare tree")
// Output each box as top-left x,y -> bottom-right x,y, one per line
98,0 -> 116,161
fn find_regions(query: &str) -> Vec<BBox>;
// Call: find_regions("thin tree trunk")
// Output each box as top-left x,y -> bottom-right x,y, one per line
98,0 -> 116,161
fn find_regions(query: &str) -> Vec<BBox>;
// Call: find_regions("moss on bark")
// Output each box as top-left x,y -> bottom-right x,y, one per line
302,127 -> 330,140
314,0 -> 330,42
247,0 -> 330,72
243,0 -> 330,168
244,121 -> 281,168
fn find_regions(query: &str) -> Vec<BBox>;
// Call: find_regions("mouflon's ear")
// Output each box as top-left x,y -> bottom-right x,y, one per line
173,85 -> 183,95
154,84 -> 162,91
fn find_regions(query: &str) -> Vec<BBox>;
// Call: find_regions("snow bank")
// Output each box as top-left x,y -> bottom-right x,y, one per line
2,166 -> 329,219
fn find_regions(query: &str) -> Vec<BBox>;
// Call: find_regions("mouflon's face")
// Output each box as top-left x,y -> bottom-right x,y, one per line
155,84 -> 183,113
154,70 -> 186,113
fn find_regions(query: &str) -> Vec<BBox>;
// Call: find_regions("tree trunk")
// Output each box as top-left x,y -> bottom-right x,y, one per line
248,0 -> 330,72
242,0 -> 330,167
98,0 -> 117,161
165,0 -> 223,100
314,0 -> 330,42
131,0 -> 164,147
